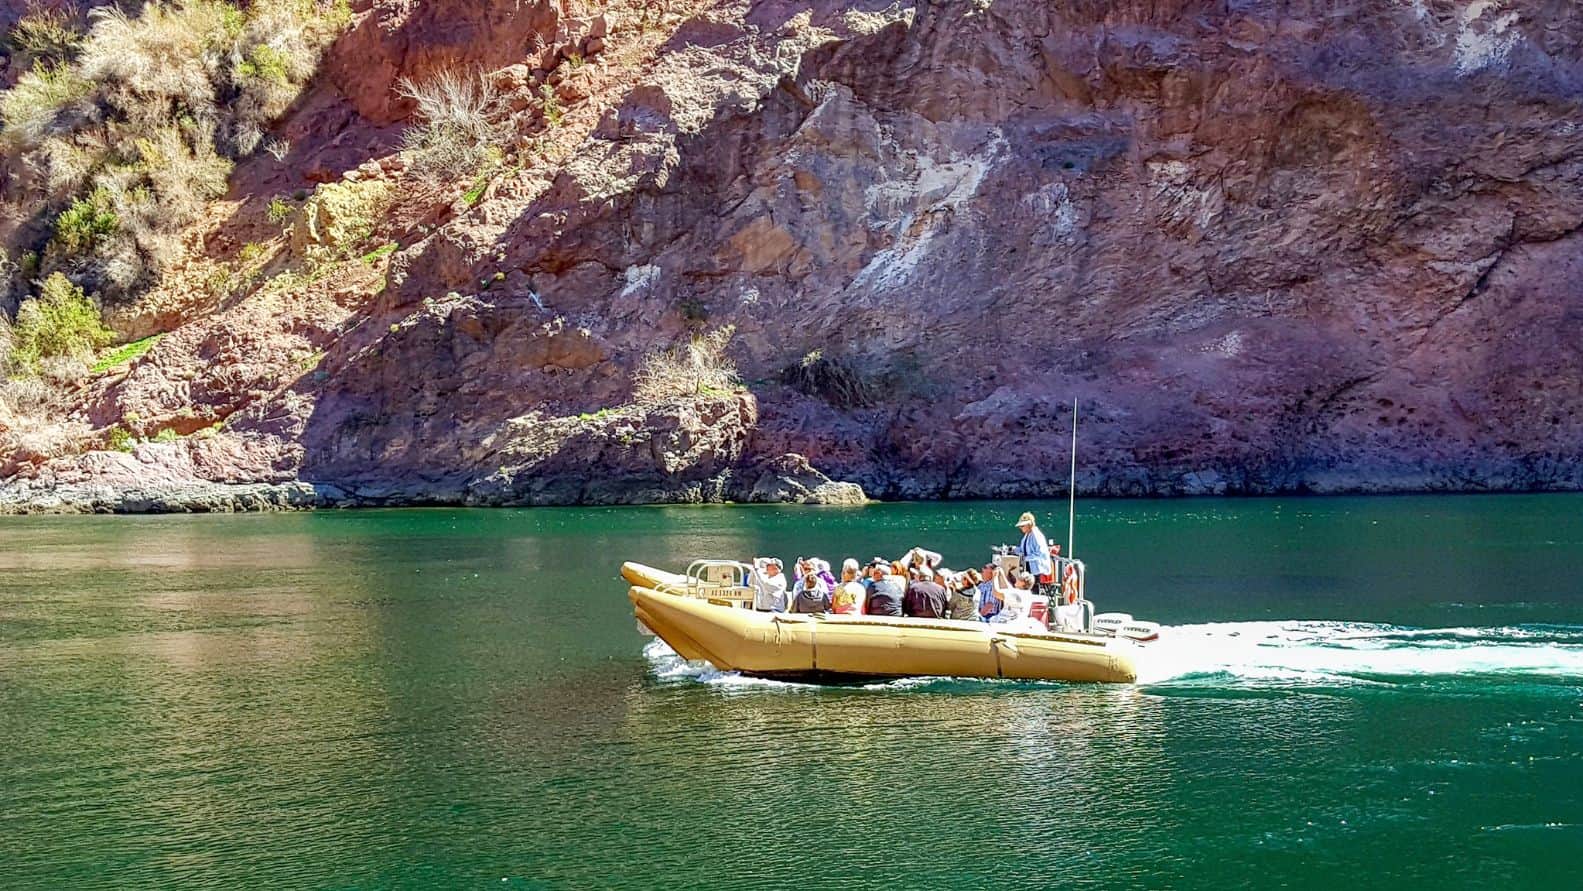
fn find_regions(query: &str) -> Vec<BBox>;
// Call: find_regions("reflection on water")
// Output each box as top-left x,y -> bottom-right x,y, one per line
1,496 -> 1582,888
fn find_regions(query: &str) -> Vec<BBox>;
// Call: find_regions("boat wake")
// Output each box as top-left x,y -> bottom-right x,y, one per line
643,638 -> 818,690
1138,621 -> 1583,687
645,622 -> 1583,691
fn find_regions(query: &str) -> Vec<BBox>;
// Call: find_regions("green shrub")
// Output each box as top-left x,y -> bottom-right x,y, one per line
7,7 -> 85,67
90,333 -> 162,374
152,427 -> 180,443
238,241 -> 268,265
51,190 -> 118,256
267,196 -> 294,225
539,84 -> 564,127
6,273 -> 113,374
360,242 -> 398,264
236,43 -> 290,84
462,172 -> 491,207
106,425 -> 135,451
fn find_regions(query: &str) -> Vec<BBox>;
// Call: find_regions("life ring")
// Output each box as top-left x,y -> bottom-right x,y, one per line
1061,563 -> 1080,604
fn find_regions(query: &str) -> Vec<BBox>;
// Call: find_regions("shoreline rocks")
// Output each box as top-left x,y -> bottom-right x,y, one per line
4,455 -> 1578,515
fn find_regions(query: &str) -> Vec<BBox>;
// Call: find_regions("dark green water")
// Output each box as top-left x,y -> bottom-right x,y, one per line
2,496 -> 1581,889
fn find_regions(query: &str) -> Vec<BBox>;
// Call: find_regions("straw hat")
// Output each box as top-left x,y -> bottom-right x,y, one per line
1015,511 -> 1036,528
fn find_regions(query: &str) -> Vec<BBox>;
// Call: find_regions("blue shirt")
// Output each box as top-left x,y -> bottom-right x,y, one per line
1016,527 -> 1052,577
976,581 -> 1001,619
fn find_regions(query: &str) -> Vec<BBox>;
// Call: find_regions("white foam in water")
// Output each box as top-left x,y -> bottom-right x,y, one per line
644,623 -> 1583,690
1136,621 -> 1583,686
643,639 -> 818,690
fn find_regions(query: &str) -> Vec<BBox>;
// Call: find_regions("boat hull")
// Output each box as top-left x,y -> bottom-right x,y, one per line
623,562 -> 1138,684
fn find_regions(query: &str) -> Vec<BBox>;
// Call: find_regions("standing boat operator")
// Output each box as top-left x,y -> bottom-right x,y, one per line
1013,511 -> 1053,599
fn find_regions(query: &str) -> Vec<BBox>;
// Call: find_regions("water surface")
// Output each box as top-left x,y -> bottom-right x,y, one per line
2,496 -> 1581,887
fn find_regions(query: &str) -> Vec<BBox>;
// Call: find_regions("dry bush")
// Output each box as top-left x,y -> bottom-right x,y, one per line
138,123 -> 234,219
781,349 -> 880,409
0,311 -> 13,370
0,374 -> 53,417
397,68 -> 506,183
76,3 -> 232,110
230,1 -> 351,154
39,130 -> 108,194
0,410 -> 91,468
631,325 -> 741,405
0,249 -> 17,305
37,354 -> 89,388
0,60 -> 92,150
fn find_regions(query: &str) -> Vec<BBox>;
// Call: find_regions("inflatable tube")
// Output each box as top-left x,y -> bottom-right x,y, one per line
623,563 -> 1138,683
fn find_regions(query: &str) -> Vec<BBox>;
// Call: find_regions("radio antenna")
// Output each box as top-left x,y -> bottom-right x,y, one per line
1068,398 -> 1078,558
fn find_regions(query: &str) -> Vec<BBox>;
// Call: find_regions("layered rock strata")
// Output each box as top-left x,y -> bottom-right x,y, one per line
4,0 -> 1582,511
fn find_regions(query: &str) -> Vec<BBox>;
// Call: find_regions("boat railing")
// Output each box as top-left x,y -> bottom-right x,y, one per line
667,559 -> 756,606
996,549 -> 1086,601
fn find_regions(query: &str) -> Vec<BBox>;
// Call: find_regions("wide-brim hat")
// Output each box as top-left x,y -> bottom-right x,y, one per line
1016,511 -> 1036,527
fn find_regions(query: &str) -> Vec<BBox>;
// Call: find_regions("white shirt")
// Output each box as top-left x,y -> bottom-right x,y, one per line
750,569 -> 787,612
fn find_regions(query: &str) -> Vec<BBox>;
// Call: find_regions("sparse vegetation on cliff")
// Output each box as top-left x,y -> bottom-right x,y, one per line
4,273 -> 112,377
90,333 -> 163,374
397,68 -> 506,183
287,179 -> 393,262
0,0 -> 351,301
782,350 -> 881,409
632,326 -> 741,404
4,5 -> 86,69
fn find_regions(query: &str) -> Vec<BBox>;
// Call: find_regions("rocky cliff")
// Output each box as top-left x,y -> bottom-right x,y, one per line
3,0 -> 1582,512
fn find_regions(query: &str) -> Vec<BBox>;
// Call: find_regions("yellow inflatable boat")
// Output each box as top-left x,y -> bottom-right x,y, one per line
623,561 -> 1139,683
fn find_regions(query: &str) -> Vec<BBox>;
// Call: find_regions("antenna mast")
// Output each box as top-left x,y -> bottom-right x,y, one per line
1068,398 -> 1078,558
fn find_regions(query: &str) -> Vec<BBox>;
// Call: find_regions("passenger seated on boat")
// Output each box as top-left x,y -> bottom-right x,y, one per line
896,547 -> 943,572
749,557 -> 788,612
864,561 -> 905,617
902,566 -> 949,619
790,569 -> 833,613
796,557 -> 837,592
947,569 -> 982,621
830,559 -> 866,615
983,568 -> 1030,625
989,571 -> 1044,630
820,558 -> 837,585
976,564 -> 1004,621
861,557 -> 883,594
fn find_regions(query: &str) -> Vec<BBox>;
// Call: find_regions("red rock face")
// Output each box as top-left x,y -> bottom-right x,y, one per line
8,0 -> 1583,509
324,0 -> 562,124
341,0 -> 1583,498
